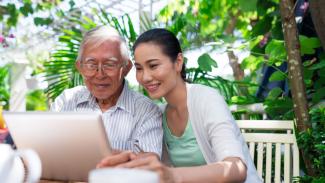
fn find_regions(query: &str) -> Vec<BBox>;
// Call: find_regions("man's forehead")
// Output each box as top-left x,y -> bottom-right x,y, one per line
84,38 -> 120,51
82,39 -> 122,58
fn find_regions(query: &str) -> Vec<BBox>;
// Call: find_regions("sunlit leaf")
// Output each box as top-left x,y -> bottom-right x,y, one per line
266,87 -> 282,100
241,55 -> 264,71
265,39 -> 287,65
269,70 -> 286,82
198,53 -> 217,72
299,36 -> 321,56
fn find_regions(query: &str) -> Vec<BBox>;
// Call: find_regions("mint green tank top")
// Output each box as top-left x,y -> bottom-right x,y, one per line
162,113 -> 207,167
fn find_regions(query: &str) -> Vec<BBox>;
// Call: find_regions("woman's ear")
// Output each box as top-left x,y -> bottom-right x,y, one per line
175,53 -> 184,72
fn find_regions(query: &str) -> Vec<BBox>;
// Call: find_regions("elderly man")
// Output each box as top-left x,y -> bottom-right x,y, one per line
51,26 -> 163,157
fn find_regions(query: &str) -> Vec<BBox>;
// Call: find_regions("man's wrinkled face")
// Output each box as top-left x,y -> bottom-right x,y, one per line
76,39 -> 131,101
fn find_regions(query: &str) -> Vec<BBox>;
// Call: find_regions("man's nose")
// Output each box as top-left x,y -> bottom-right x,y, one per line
95,64 -> 106,78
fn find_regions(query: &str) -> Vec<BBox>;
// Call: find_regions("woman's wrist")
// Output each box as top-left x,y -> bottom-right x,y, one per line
170,167 -> 183,183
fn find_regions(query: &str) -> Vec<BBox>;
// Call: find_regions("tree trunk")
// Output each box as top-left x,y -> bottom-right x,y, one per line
227,51 -> 245,81
225,13 -> 245,81
225,13 -> 247,95
279,0 -> 314,176
309,0 -> 325,52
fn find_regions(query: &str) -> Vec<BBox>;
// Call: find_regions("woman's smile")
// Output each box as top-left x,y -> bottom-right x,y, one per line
144,83 -> 160,93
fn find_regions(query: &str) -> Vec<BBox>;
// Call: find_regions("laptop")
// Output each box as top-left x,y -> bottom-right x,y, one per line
3,112 -> 112,181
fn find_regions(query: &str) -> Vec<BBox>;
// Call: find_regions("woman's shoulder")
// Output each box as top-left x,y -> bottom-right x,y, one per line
186,83 -> 222,98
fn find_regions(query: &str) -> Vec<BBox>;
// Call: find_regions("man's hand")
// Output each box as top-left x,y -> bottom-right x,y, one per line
96,150 -> 136,168
116,154 -> 177,183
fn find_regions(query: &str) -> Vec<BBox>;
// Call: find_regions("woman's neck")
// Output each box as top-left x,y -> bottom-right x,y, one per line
165,79 -> 187,113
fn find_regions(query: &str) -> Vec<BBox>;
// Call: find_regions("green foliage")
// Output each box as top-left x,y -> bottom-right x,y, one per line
34,17 -> 53,26
197,53 -> 217,72
264,97 -> 294,119
296,107 -> 325,180
26,90 -> 48,111
265,39 -> 287,66
230,95 -> 257,105
0,1 -> 62,32
309,59 -> 325,70
186,53 -> 259,104
266,87 -> 282,100
239,0 -> 257,12
251,15 -> 273,37
241,55 -> 264,72
19,3 -> 33,16
299,36 -> 322,56
269,70 -> 286,82
0,65 -> 10,110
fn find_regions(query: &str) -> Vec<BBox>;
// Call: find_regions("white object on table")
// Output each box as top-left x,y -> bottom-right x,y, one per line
89,168 -> 159,183
0,144 -> 42,183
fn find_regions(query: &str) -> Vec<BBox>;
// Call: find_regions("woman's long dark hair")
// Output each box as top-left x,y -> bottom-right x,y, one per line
133,28 -> 186,81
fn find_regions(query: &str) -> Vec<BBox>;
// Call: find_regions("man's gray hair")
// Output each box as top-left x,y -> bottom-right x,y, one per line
77,26 -> 130,63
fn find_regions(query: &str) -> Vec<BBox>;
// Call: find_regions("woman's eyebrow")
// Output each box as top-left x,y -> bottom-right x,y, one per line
135,59 -> 159,66
146,59 -> 159,63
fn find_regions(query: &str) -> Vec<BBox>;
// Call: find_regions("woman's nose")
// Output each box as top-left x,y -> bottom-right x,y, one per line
142,69 -> 152,82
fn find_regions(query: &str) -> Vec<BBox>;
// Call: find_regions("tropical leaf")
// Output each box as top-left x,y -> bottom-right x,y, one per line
299,36 -> 321,56
197,53 -> 217,72
269,70 -> 286,82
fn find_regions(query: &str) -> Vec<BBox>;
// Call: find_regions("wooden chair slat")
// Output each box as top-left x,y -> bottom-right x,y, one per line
236,120 -> 300,183
265,143 -> 272,183
257,142 -> 264,179
274,143 -> 281,183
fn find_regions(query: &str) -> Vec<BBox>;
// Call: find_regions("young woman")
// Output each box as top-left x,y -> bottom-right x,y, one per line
98,28 -> 261,183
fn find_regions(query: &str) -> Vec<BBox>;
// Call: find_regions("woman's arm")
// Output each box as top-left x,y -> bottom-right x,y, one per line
172,157 -> 247,183
116,155 -> 247,183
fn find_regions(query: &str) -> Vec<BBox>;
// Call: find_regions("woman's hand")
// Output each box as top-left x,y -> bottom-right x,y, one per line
96,150 -> 136,168
117,154 -> 178,183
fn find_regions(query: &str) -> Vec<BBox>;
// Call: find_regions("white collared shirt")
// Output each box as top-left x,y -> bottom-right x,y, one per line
50,81 -> 163,157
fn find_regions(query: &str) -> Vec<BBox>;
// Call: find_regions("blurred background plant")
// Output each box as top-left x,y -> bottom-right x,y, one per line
0,64 -> 10,110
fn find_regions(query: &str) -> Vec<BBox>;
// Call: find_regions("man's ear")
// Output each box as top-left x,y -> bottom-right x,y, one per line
175,53 -> 184,72
123,60 -> 133,76
75,60 -> 81,72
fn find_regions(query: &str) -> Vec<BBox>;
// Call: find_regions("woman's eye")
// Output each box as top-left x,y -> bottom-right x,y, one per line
135,67 -> 143,71
149,64 -> 158,69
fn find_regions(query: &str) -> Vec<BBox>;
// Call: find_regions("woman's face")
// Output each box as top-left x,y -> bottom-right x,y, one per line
134,43 -> 182,99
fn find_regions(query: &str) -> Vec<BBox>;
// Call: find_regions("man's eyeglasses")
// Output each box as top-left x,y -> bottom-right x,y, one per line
80,60 -> 125,77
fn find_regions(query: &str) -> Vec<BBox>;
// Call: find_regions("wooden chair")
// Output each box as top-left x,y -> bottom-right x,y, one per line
236,120 -> 300,183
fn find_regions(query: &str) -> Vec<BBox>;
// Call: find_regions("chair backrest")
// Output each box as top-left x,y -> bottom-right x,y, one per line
236,120 -> 299,183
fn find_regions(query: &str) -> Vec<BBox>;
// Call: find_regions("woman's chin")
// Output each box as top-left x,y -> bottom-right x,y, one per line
148,92 -> 163,100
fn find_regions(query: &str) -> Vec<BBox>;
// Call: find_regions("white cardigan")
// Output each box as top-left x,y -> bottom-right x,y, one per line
162,83 -> 261,182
